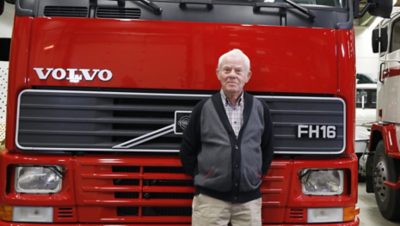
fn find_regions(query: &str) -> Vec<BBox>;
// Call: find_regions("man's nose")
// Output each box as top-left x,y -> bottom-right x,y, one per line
227,71 -> 238,78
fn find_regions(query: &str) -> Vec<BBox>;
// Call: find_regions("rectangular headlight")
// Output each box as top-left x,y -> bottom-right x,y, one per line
15,166 -> 63,194
300,169 -> 344,195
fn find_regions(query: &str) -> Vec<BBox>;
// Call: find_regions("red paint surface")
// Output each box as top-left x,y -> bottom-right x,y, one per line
383,67 -> 400,79
25,18 -> 338,92
370,123 -> 400,158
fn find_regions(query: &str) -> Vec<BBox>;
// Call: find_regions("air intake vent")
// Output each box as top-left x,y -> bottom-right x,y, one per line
287,208 -> 305,222
96,7 -> 141,19
44,6 -> 88,17
289,208 -> 304,218
54,207 -> 77,222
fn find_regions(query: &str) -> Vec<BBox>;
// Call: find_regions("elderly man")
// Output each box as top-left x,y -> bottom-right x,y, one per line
180,49 -> 274,226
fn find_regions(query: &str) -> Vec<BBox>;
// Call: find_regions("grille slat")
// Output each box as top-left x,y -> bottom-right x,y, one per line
271,109 -> 342,115
82,199 -> 191,206
143,186 -> 194,193
19,129 -> 180,137
18,142 -> 180,149
82,186 -> 141,192
274,122 -> 343,126
20,116 -> 172,124
21,103 -> 191,112
82,172 -> 190,180
17,89 -> 345,154
274,147 -> 340,151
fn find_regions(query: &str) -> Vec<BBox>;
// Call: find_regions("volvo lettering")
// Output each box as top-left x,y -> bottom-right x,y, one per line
33,67 -> 113,82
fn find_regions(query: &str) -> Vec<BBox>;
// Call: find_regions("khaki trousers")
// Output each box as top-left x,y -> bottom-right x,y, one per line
192,193 -> 262,226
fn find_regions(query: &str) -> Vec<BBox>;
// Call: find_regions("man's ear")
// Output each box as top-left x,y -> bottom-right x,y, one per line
216,69 -> 222,81
246,71 -> 252,82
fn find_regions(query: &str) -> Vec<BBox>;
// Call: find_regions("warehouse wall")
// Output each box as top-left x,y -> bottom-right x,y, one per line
0,2 -> 14,38
0,62 -> 7,141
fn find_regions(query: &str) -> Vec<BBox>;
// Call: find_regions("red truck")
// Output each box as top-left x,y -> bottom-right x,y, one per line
0,0 -> 392,225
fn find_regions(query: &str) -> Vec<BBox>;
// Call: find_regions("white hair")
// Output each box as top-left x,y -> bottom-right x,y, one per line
217,49 -> 251,72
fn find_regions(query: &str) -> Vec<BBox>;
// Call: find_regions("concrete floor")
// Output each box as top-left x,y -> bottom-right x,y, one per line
358,183 -> 400,226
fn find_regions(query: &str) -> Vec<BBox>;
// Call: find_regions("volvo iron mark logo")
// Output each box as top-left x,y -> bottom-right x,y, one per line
33,67 -> 113,83
174,111 -> 192,135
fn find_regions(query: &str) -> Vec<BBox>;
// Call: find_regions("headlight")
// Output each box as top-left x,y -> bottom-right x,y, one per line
15,166 -> 63,194
300,169 -> 344,195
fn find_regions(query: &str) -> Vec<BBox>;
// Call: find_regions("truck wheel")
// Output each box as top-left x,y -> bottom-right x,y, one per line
373,141 -> 400,221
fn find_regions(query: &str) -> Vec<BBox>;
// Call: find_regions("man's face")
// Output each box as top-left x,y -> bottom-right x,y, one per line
217,55 -> 251,96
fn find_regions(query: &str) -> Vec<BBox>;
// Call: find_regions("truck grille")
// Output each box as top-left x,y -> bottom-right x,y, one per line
75,156 -> 291,223
76,156 -> 193,222
17,89 -> 345,154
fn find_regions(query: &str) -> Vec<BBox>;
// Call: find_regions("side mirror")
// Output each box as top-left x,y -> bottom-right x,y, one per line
355,0 -> 392,18
372,27 -> 388,53
369,0 -> 392,18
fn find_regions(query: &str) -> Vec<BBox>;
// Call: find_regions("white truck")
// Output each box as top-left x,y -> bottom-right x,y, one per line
366,11 -> 400,221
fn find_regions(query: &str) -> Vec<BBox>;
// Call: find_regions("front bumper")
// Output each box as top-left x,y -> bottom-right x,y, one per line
0,218 -> 360,226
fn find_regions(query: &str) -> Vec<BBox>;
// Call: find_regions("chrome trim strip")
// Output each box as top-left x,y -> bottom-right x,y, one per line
113,124 -> 174,149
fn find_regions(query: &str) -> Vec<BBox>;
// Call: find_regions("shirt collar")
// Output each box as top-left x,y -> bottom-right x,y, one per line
220,90 -> 244,107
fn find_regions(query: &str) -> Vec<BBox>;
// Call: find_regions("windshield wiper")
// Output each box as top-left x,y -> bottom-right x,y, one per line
283,0 -> 314,20
117,0 -> 162,15
254,0 -> 314,21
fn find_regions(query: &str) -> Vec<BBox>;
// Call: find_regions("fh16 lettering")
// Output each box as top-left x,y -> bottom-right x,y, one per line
297,125 -> 337,139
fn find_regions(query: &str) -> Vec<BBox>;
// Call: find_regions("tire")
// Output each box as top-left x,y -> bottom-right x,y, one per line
373,141 -> 400,221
